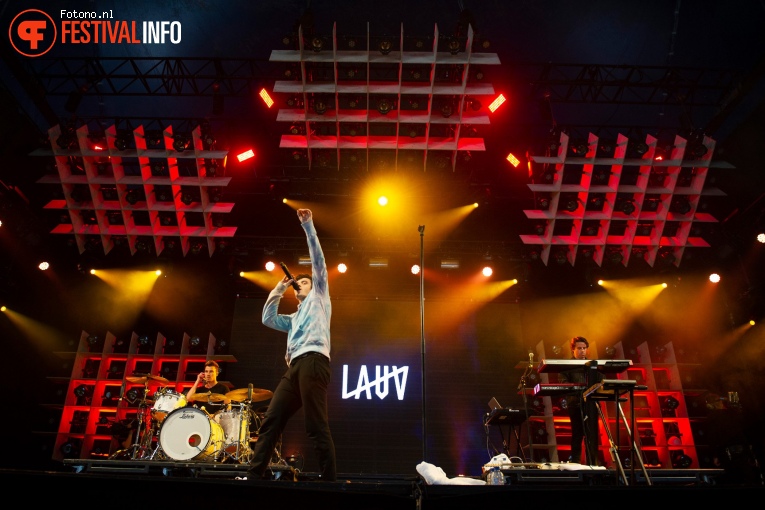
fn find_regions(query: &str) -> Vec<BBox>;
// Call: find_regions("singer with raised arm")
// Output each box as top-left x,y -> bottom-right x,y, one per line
248,208 -> 337,481
558,336 -> 604,465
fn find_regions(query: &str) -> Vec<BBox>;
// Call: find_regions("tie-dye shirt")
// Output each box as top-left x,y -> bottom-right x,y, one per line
262,219 -> 331,366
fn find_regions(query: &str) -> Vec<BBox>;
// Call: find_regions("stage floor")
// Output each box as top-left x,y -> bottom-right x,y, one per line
5,459 -> 762,509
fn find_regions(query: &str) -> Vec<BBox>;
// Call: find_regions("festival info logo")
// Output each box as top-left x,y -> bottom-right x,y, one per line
9,9 -> 57,57
9,8 -> 182,58
342,365 -> 409,400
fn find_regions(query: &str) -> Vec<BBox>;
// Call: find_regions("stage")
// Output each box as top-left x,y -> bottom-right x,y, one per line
6,458 -> 761,509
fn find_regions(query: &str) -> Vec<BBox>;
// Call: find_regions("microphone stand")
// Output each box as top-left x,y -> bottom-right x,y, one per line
418,225 -> 427,462
518,354 -> 534,462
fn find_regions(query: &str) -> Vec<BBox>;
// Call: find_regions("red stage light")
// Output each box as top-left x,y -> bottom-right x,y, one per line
506,153 -> 520,167
236,149 -> 255,162
488,94 -> 506,113
259,88 -> 274,108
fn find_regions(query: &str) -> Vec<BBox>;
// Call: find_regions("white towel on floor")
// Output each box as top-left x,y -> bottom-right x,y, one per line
416,461 -> 486,485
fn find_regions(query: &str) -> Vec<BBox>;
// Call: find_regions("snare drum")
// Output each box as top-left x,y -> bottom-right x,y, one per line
151,389 -> 187,423
159,407 -> 224,461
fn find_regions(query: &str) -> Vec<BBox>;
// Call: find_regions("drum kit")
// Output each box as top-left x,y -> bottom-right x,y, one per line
110,374 -> 274,464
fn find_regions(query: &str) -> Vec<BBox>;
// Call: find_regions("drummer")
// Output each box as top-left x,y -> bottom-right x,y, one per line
186,360 -> 229,416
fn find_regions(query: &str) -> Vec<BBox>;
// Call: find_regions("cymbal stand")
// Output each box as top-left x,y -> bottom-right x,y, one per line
127,383 -> 154,460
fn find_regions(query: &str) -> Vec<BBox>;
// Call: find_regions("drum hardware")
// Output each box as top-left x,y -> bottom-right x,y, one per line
250,404 -> 287,468
109,382 -> 162,460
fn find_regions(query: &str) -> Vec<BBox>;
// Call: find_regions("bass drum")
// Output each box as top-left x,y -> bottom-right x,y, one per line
159,407 -> 224,461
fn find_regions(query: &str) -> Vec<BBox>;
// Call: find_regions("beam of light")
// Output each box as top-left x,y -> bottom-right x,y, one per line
240,270 -> 287,291
0,307 -> 71,354
413,204 -> 479,243
236,149 -> 255,162
598,279 -> 666,315
708,320 -> 758,370
86,269 -> 162,326
259,88 -> 275,108
429,276 -> 519,329
520,292 -> 631,349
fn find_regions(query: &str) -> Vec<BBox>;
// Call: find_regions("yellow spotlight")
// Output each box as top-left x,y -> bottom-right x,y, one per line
750,319 -> 756,326
239,271 -> 245,277
662,282 -> 668,288
597,279 -> 604,286
378,196 -> 388,206
473,202 -> 479,208
1,306 -> 6,312
155,269 -> 162,276
90,269 -> 96,275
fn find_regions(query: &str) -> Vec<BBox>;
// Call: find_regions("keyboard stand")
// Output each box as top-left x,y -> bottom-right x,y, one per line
585,380 -> 652,486
484,410 -> 528,462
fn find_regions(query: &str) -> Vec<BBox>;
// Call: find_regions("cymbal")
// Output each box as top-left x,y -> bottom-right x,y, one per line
226,387 -> 273,403
126,374 -> 170,384
189,393 -> 226,403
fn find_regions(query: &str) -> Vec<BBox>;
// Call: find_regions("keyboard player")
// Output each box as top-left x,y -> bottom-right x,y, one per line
558,336 -> 604,465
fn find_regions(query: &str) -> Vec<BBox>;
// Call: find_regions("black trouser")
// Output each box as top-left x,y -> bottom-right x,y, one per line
249,352 -> 336,481
568,401 -> 600,465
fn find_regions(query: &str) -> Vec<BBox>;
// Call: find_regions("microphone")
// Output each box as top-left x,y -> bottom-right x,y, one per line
279,262 -> 300,290
528,352 -> 534,367
418,225 -> 425,234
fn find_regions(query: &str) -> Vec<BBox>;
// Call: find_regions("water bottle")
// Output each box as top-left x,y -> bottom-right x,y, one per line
487,467 -> 504,485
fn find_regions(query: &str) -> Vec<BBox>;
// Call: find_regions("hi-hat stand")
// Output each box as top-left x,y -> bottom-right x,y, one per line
109,383 -> 164,460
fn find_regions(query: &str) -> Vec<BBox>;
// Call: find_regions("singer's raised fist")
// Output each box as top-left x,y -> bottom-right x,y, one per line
297,209 -> 312,223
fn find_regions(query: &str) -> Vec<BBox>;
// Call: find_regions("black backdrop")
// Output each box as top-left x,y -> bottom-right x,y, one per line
225,296 -> 524,477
